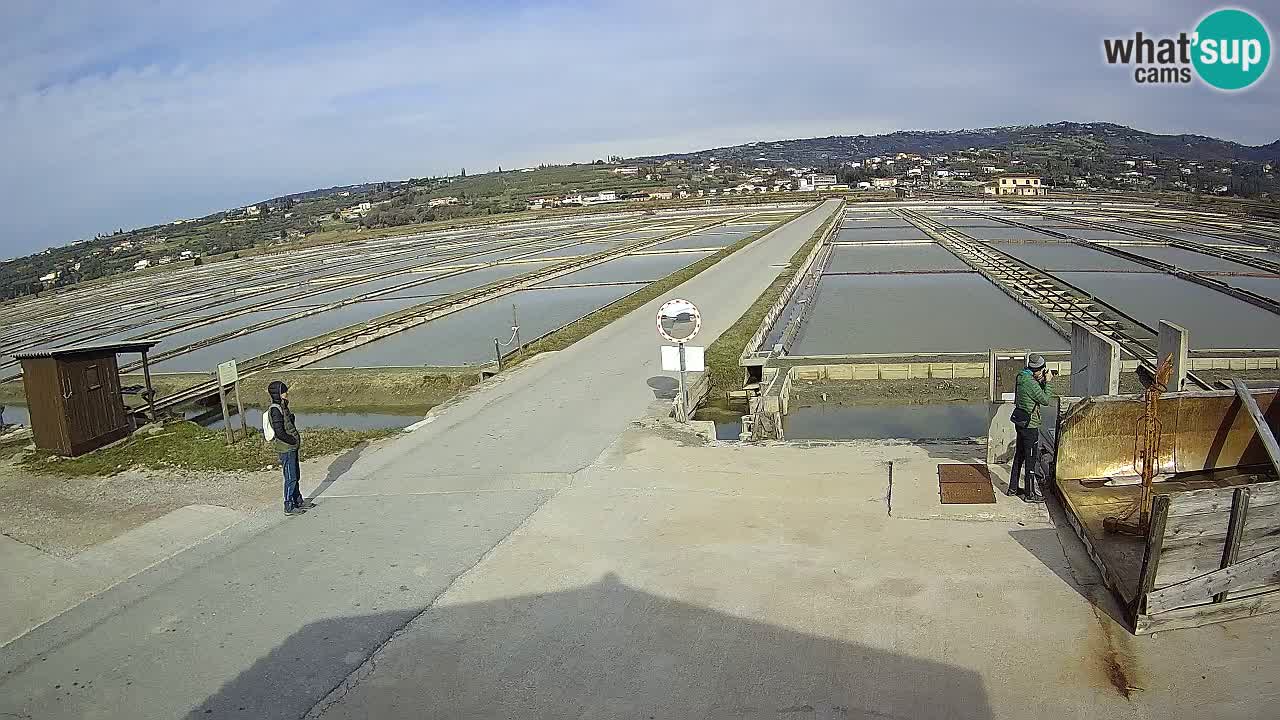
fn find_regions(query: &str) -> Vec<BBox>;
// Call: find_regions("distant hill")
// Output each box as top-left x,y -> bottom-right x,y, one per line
6,121 -> 1278,301
632,122 -> 1280,167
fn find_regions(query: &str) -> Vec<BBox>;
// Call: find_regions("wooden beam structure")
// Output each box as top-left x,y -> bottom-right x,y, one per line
1232,378 -> 1280,478
1146,547 -> 1280,614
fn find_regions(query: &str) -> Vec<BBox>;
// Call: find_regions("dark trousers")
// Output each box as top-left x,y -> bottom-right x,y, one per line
1009,425 -> 1040,495
281,449 -> 303,510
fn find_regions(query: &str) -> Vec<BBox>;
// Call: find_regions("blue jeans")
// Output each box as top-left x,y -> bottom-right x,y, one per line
281,449 -> 302,510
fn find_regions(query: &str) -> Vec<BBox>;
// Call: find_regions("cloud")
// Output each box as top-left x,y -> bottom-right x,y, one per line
1,0 -> 1275,254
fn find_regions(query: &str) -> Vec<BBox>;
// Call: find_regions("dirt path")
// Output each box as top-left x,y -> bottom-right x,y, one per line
0,440 -> 390,558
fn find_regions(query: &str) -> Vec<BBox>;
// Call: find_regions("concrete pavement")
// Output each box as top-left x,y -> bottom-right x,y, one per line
0,200 -> 843,719
7,193 -> 1270,719
327,200 -> 842,493
1,504 -> 247,646
313,425 -> 1279,720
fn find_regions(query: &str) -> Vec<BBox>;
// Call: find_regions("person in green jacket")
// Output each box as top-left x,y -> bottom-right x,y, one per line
1009,353 -> 1056,503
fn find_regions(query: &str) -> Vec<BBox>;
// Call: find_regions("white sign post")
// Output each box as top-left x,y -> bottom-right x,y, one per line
215,359 -> 247,444
657,299 -> 703,421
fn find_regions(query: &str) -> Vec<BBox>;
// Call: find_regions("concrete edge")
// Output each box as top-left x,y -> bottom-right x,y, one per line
1,503 -> 253,649
404,351 -> 561,433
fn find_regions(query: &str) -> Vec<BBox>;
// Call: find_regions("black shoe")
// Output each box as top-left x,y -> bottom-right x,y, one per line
295,500 -> 316,509
285,507 -> 307,516
1023,493 -> 1045,504
1006,486 -> 1022,497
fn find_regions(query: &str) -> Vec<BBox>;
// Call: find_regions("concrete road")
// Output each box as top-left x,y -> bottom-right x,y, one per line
0,200 -> 842,719
312,425 -> 1278,720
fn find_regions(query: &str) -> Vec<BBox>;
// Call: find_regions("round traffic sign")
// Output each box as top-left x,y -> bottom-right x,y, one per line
657,298 -> 701,343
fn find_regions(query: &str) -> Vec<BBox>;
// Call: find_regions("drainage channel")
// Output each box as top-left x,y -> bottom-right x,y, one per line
0,214 -> 669,380
143,210 -> 770,416
1000,205 -> 1280,275
1117,206 -> 1280,247
896,207 -> 1197,384
133,217 -> 697,372
954,206 -> 1280,319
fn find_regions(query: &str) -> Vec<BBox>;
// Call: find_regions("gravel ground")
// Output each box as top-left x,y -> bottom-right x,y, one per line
0,445 -> 378,558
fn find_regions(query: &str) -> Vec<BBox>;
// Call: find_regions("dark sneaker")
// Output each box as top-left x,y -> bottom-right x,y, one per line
285,507 -> 307,516
1022,494 -> 1045,504
296,501 -> 317,509
1006,486 -> 1022,497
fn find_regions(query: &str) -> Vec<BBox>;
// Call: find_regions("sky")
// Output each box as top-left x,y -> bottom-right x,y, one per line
1,0 -> 1276,256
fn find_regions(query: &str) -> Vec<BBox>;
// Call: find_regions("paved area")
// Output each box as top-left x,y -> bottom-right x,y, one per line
0,200 -> 842,719
315,429 -> 1278,720
1,504 -> 247,646
4,195 -> 1274,719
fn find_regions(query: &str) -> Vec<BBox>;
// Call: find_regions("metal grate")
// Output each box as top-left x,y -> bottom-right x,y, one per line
938,463 -> 997,504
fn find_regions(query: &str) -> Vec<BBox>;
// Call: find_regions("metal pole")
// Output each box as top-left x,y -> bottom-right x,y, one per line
678,341 -> 688,422
216,375 -> 233,445
233,376 -> 247,441
140,350 -> 157,424
512,304 -> 521,351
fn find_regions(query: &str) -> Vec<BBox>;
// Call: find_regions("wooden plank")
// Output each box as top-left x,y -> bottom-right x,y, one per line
1215,488 -> 1251,603
1156,534 -> 1280,588
1136,494 -> 1170,616
1136,588 -> 1280,634
19,357 -> 69,454
1164,480 -> 1280,517
1228,579 -> 1280,598
1232,379 -> 1280,479
1145,547 -> 1280,614
1164,502 -> 1280,544
1055,479 -> 1144,604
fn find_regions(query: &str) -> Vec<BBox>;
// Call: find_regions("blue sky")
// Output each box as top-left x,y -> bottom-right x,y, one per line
1,0 -> 1276,256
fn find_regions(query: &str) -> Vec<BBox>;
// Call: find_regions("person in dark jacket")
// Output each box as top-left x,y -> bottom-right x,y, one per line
1009,353 -> 1056,503
268,381 -> 313,515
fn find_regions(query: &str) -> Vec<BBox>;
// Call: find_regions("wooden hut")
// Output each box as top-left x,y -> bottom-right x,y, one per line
14,341 -> 160,456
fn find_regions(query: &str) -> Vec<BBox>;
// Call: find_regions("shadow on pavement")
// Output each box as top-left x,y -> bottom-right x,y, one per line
645,376 -> 679,400
1009,496 -> 1131,631
185,573 -> 993,719
307,442 -> 370,501
917,439 -> 988,464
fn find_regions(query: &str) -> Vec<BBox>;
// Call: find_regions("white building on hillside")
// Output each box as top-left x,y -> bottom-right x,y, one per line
798,173 -> 837,191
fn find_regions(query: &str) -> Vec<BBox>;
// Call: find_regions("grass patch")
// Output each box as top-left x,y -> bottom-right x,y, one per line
6,369 -> 482,414
508,209 -> 808,364
0,436 -> 29,461
206,368 -> 480,412
703,209 -> 838,393
20,421 -> 398,477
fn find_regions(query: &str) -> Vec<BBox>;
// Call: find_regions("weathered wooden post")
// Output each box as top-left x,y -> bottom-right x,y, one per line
140,348 -> 157,423
233,369 -> 248,440
216,379 -> 233,445
215,359 -> 240,444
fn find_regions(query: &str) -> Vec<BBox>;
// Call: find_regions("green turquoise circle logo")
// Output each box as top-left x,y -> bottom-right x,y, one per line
1193,8 -> 1271,90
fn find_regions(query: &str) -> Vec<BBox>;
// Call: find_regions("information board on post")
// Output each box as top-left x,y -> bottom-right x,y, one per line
214,359 -> 248,443
216,359 -> 239,387
661,345 -> 704,372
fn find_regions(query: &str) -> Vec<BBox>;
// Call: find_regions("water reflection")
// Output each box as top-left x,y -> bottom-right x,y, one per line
783,401 -> 989,440
190,407 -> 420,431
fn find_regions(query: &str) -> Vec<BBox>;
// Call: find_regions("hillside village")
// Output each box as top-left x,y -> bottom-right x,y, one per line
3,122 -> 1277,301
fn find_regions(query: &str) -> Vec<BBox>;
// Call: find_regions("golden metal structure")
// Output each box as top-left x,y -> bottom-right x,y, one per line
1105,355 -> 1174,536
